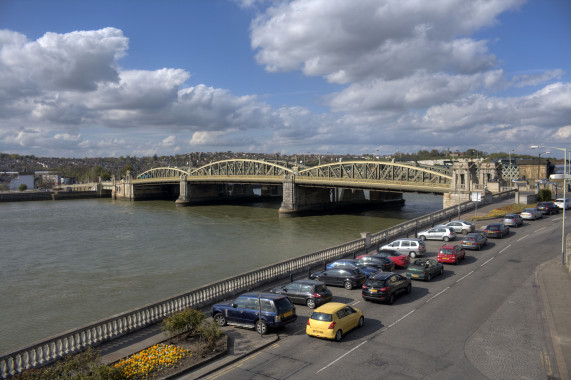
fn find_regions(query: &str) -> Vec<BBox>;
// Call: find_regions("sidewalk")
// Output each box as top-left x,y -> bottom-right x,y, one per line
537,258 -> 571,379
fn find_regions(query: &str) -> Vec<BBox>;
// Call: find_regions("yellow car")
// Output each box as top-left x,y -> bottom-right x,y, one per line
306,302 -> 364,341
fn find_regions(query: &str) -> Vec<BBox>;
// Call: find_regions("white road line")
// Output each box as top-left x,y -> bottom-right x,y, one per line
456,271 -> 474,283
517,235 -> 528,242
499,244 -> 511,254
387,309 -> 416,328
481,257 -> 495,267
316,340 -> 368,374
425,287 -> 450,303
535,227 -> 547,232
351,300 -> 361,306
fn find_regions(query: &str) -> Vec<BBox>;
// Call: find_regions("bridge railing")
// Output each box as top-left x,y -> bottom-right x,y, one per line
0,189 -> 516,378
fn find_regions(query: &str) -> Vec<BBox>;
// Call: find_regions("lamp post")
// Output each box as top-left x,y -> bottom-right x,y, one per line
533,145 -> 567,265
537,151 -> 549,180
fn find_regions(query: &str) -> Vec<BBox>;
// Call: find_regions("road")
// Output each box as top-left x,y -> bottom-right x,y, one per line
196,214 -> 562,379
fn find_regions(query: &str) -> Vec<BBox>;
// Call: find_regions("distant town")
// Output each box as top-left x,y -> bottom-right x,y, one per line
0,149 -> 551,191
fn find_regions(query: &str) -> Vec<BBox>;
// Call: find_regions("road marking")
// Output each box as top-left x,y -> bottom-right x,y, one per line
316,340 -> 368,374
535,227 -> 547,232
425,287 -> 449,303
456,271 -> 474,283
499,245 -> 511,254
207,350 -> 265,380
481,257 -> 495,267
351,300 -> 361,306
387,309 -> 416,327
516,235 -> 528,242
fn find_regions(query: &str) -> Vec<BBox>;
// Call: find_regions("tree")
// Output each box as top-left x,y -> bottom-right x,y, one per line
18,184 -> 27,191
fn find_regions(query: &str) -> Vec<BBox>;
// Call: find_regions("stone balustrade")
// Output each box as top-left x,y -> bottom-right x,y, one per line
0,189 -> 515,378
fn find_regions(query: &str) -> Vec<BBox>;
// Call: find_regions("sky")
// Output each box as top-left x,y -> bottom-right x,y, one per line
0,0 -> 570,159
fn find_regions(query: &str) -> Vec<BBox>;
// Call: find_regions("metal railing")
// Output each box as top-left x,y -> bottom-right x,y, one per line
0,189 -> 515,378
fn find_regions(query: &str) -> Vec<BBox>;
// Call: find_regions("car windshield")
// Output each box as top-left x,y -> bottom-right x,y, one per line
365,279 -> 386,287
273,297 -> 294,313
310,312 -> 333,322
463,237 -> 475,241
440,249 -> 453,254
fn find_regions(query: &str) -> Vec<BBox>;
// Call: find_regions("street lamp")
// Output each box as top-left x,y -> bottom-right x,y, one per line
532,145 -> 567,265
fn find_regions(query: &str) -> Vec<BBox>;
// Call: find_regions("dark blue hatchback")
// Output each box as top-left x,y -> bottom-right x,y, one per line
326,259 -> 379,277
211,292 -> 297,334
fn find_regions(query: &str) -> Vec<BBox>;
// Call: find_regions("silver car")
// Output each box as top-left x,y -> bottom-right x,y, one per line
503,213 -> 523,227
418,226 -> 457,242
520,208 -> 542,220
439,220 -> 475,234
379,238 -> 426,258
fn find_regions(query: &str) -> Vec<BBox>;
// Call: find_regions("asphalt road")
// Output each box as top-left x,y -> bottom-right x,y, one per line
197,214 -> 563,379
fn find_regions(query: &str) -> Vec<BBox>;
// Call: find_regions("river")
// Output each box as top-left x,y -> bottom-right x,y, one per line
0,193 -> 442,354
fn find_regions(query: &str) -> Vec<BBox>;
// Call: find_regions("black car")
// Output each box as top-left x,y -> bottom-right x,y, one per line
537,201 -> 559,215
482,223 -> 510,238
270,279 -> 332,309
358,255 -> 396,272
211,293 -> 297,334
310,268 -> 367,290
362,272 -> 411,304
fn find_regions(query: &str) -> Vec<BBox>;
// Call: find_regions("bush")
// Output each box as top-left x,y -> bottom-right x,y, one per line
197,320 -> 222,354
538,188 -> 552,202
18,184 -> 27,191
161,308 -> 205,337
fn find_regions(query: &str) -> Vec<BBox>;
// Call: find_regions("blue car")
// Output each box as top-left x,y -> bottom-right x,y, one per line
211,293 -> 297,334
326,259 -> 379,277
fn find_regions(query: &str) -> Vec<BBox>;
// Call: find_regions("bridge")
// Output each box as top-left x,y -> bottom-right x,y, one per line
108,159 -> 511,215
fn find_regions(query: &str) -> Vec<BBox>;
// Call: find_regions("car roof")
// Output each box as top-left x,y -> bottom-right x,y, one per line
391,238 -> 422,242
313,302 -> 350,314
240,292 -> 287,300
291,279 -> 324,286
369,272 -> 395,280
463,233 -> 482,238
440,244 -> 456,249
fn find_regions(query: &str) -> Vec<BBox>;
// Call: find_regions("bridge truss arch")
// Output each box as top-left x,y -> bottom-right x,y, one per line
296,161 -> 453,192
187,159 -> 292,184
136,167 -> 190,182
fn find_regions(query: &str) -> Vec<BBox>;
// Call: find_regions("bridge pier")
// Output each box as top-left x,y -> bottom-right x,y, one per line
279,175 -> 332,217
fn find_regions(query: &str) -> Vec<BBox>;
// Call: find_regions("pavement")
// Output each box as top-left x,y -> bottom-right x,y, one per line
98,199 -> 571,379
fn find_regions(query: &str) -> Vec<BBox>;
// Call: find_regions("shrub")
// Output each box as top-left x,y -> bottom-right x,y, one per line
538,188 -> 552,202
18,184 -> 27,191
161,308 -> 205,337
197,320 -> 222,355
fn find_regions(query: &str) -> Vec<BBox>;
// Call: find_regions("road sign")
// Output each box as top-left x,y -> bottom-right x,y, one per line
471,192 -> 482,202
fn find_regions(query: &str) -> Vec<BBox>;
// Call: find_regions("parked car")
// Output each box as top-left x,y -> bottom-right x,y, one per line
520,208 -> 542,220
482,223 -> 510,238
461,233 -> 488,250
437,244 -> 466,265
270,279 -> 332,309
306,302 -> 364,341
371,251 -> 410,268
418,226 -> 456,242
405,259 -> 444,282
537,201 -> 559,215
212,293 -> 297,334
379,238 -> 426,258
357,255 -> 396,272
439,220 -> 475,234
362,272 -> 412,304
310,268 -> 367,290
555,198 -> 571,210
326,259 -> 378,277
503,213 -> 523,227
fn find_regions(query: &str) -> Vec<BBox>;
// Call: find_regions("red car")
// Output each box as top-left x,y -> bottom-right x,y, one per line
368,251 -> 410,268
437,244 -> 465,265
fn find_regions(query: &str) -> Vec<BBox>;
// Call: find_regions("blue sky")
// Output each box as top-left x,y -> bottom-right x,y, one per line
0,0 -> 570,158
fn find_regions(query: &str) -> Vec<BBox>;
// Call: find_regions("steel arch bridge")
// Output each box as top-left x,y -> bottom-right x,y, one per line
135,159 -> 453,193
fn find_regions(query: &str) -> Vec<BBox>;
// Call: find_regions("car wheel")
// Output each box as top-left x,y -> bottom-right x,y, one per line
344,281 -> 353,290
443,236 -> 450,242
255,320 -> 268,335
334,329 -> 343,342
426,273 -> 432,282
306,298 -> 316,309
420,235 -> 426,241
358,316 -> 364,328
213,313 -> 227,326
406,284 -> 412,294
461,229 -> 468,235
387,294 -> 395,305
440,267 -> 444,276
477,244 -> 481,251
409,251 -> 417,258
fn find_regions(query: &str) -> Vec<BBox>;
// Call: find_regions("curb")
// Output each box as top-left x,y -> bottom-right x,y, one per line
536,259 -> 569,380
